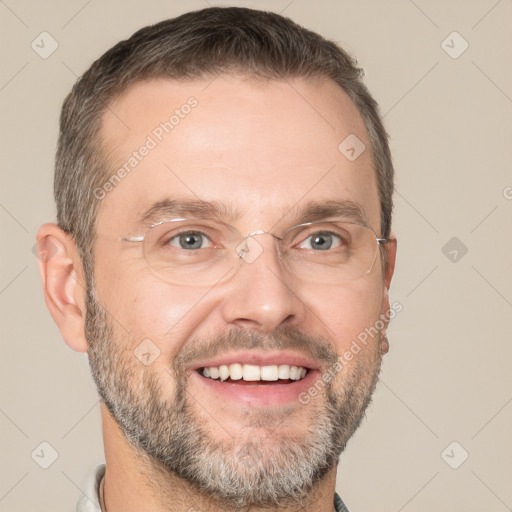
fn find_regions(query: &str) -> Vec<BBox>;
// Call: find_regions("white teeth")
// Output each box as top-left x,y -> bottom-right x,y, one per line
201,363 -> 308,382
260,365 -> 279,381
229,363 -> 243,380
278,365 -> 290,379
243,364 -> 260,381
289,366 -> 299,380
219,365 -> 229,381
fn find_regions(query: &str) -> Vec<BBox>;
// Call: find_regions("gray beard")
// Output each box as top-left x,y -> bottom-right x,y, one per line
84,280 -> 382,509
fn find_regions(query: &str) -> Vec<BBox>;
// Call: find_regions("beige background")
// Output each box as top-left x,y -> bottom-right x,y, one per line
1,0 -> 511,511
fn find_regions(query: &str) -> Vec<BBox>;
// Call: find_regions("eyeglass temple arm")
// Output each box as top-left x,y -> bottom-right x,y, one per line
121,236 -> 145,242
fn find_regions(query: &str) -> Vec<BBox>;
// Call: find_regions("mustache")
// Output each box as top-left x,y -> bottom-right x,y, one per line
173,324 -> 339,373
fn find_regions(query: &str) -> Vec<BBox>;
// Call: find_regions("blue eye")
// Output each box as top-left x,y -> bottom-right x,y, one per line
167,231 -> 213,250
299,231 -> 343,251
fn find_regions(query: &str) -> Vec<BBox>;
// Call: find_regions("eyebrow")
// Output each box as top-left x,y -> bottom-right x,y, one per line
139,197 -> 247,225
137,196 -> 369,229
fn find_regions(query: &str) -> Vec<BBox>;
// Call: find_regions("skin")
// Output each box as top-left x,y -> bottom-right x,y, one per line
37,75 -> 397,512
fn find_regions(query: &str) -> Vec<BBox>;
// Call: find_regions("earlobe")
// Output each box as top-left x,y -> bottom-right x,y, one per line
35,223 -> 89,353
380,335 -> 389,354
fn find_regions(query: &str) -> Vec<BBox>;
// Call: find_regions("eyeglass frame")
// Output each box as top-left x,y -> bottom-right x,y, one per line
119,217 -> 390,282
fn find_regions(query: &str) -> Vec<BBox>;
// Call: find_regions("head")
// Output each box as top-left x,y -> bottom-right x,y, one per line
37,6 -> 397,509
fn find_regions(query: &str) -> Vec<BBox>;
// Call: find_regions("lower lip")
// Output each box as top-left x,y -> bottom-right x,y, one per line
190,369 -> 320,406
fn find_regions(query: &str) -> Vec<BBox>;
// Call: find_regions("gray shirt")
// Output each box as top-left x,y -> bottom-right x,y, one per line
76,464 -> 350,512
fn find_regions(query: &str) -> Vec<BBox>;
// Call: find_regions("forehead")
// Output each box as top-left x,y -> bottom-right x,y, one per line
97,75 -> 380,234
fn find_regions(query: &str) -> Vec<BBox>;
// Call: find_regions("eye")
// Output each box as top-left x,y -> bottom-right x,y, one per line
297,231 -> 344,251
166,231 -> 214,250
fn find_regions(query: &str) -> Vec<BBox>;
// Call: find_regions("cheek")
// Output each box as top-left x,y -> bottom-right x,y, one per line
94,251 -> 208,354
306,279 -> 384,353
110,283 -> 219,371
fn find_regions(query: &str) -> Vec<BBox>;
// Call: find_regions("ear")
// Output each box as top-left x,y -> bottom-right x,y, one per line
379,235 -> 397,354
383,236 -> 397,291
35,223 -> 89,353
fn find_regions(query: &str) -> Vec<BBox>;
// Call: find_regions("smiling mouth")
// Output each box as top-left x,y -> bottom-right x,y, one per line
197,363 -> 309,385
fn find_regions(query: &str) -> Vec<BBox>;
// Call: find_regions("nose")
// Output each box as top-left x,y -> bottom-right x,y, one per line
219,233 -> 307,334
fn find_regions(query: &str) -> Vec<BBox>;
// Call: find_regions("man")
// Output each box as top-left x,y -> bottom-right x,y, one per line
36,6 -> 397,512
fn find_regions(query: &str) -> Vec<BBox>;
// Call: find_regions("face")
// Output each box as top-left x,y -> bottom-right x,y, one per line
86,75 -> 394,507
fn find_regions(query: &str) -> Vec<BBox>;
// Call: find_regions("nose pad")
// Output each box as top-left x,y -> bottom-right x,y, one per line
235,231 -> 283,265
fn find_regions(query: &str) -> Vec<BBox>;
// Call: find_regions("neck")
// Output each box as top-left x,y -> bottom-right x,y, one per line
100,405 -> 338,512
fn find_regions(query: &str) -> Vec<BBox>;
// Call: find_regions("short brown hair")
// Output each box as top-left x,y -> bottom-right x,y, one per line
55,6 -> 394,280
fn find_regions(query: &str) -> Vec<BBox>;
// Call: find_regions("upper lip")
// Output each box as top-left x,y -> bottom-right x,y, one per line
190,351 -> 321,372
